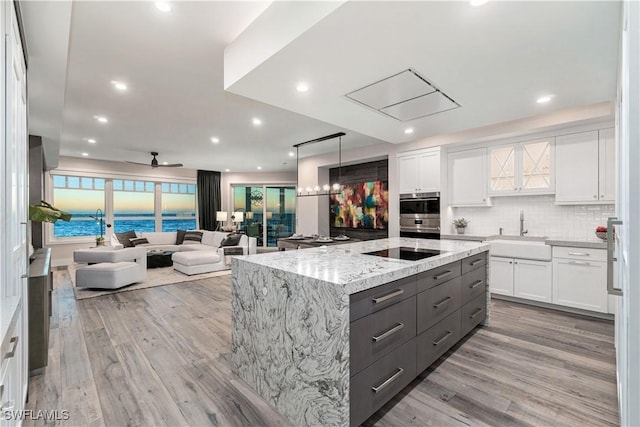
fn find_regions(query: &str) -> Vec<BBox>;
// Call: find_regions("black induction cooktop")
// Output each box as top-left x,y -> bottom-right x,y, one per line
363,247 -> 444,261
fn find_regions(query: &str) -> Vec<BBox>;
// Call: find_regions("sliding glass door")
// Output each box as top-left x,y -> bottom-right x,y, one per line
232,185 -> 296,247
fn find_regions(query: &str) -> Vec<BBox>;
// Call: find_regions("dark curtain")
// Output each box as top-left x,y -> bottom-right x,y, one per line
197,170 -> 221,231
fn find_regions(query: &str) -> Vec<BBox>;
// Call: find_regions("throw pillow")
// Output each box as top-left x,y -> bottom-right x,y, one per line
130,237 -> 150,246
115,230 -> 137,248
176,229 -> 187,245
220,233 -> 242,247
183,230 -> 203,244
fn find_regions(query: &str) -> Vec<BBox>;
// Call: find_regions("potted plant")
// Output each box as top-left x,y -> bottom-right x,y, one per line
453,218 -> 469,234
29,200 -> 72,223
95,236 -> 106,246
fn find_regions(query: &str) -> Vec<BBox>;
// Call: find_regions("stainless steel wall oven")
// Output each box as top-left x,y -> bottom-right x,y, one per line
399,192 -> 440,239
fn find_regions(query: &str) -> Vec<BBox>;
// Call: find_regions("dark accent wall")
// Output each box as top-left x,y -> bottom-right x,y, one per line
29,135 -> 45,248
329,159 -> 389,241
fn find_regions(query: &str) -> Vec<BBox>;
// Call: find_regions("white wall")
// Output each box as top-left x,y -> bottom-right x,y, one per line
47,156 -> 198,266
448,195 -> 614,240
296,142 -> 397,236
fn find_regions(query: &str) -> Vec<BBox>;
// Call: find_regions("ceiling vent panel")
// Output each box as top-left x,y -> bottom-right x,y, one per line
345,69 -> 460,122
346,70 -> 436,110
380,91 -> 459,121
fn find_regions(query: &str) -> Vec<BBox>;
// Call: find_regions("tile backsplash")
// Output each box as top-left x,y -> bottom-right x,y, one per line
450,195 -> 615,241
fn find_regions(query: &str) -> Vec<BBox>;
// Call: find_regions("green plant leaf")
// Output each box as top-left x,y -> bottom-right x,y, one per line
29,201 -> 72,223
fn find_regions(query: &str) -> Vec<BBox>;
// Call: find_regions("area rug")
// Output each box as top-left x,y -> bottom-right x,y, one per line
69,264 -> 231,300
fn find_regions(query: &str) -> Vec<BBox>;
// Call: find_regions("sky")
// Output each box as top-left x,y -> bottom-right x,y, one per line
55,189 -> 195,213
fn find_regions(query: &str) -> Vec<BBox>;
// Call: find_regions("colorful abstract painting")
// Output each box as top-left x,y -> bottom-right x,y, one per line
330,180 -> 389,229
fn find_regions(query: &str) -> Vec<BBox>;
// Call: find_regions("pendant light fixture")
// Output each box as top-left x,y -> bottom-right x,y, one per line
295,132 -> 345,197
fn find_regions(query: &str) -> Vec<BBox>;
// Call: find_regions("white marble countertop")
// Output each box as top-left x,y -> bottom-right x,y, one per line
442,234 -> 607,249
234,238 -> 489,295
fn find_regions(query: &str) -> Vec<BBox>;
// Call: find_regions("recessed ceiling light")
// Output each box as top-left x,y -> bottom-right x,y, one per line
536,95 -> 553,104
94,115 -> 108,123
110,80 -> 127,91
225,168 -> 230,172
296,82 -> 309,92
87,138 -> 96,144
252,118 -> 262,126
155,1 -> 171,12
469,0 -> 488,6
288,151 -> 295,157
81,152 -> 89,157
210,137 -> 220,144
257,166 -> 262,170
162,161 -> 168,165
404,128 -> 414,134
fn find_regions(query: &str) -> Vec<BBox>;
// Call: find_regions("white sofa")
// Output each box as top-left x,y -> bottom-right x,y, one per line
109,230 -> 256,274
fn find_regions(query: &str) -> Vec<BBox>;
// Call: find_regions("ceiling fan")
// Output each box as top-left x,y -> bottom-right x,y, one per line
126,152 -> 183,168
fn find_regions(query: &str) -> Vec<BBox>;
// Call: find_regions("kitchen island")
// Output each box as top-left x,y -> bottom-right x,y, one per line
231,238 -> 489,426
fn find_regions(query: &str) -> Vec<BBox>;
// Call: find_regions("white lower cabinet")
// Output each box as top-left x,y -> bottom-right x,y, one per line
489,257 -> 514,296
553,258 -> 608,313
513,259 -> 553,302
489,257 -> 552,302
491,246 -> 609,315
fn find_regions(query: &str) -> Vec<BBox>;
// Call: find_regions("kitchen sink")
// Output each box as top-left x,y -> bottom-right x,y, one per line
488,238 -> 551,261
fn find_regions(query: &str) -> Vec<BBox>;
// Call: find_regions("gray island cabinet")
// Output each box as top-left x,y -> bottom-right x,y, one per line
232,238 -> 489,427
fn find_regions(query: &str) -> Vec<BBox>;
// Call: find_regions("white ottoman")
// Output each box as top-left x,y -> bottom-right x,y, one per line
172,251 -> 224,275
74,247 -> 146,264
75,261 -> 146,289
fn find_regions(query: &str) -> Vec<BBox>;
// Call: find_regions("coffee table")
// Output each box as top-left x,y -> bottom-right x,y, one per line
146,250 -> 175,268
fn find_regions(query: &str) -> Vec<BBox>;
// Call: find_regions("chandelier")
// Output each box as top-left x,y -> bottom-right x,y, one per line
295,132 -> 345,197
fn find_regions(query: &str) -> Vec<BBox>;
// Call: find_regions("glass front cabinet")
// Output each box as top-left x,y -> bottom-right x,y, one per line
488,138 -> 554,196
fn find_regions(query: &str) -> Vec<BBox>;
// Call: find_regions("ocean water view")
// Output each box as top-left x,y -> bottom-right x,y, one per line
54,212 -> 197,237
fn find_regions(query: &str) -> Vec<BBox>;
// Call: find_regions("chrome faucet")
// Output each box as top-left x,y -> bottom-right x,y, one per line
520,210 -> 528,236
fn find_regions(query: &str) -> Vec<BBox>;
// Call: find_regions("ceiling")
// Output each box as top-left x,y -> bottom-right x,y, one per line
22,1 -> 621,172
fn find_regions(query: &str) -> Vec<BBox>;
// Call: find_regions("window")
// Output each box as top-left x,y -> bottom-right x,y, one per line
233,185 -> 296,247
161,183 -> 196,231
52,176 -> 105,237
50,174 -> 196,240
113,180 -> 155,233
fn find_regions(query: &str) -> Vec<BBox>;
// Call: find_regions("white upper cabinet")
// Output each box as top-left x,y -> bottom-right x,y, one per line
397,147 -> 440,193
555,129 -> 614,204
488,138 -> 554,196
447,147 -> 489,206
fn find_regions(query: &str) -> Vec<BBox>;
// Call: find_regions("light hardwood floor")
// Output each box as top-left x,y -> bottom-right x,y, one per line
26,270 -> 618,426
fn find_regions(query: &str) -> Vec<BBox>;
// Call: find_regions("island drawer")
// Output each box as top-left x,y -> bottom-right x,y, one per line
350,275 -> 417,322
350,296 -> 416,376
416,310 -> 461,373
417,276 -> 461,334
461,292 -> 486,336
461,266 -> 487,304
350,339 -> 417,427
416,260 -> 461,293
461,252 -> 487,274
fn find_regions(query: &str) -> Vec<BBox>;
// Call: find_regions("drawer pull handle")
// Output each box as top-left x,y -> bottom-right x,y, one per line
469,308 -> 483,318
371,368 -> 404,393
5,336 -> 18,359
372,323 -> 405,342
433,296 -> 452,309
433,331 -> 453,346
433,271 -> 452,281
568,261 -> 590,266
469,280 -> 484,289
568,252 -> 590,257
470,259 -> 483,266
372,289 -> 404,304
